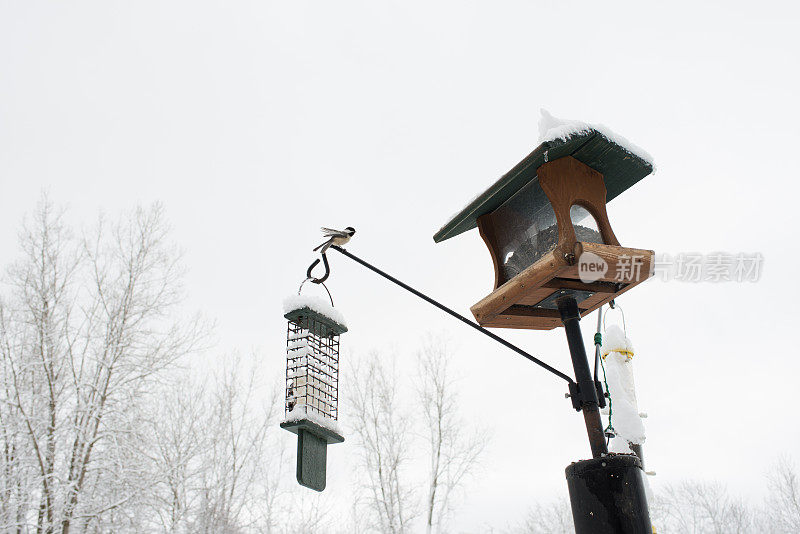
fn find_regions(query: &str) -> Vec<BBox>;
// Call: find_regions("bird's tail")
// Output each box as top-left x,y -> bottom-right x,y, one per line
313,238 -> 332,253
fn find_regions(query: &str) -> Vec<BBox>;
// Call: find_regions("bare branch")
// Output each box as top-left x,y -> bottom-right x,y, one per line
347,354 -> 416,533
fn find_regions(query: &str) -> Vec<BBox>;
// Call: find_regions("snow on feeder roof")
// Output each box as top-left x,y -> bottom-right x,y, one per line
434,110 -> 654,244
280,293 -> 345,492
283,294 -> 348,336
434,111 -> 656,331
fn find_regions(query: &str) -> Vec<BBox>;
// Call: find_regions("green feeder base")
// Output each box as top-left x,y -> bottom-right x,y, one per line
281,418 -> 344,492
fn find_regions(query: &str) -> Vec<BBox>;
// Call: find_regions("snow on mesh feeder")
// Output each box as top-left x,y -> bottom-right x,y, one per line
280,295 -> 346,492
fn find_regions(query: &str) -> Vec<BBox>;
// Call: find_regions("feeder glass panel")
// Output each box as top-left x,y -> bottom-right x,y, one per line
491,178 -> 558,282
569,205 -> 604,245
285,315 -> 339,422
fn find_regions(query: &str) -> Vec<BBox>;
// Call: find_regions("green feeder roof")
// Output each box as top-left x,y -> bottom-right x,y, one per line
433,129 -> 654,243
285,306 -> 348,337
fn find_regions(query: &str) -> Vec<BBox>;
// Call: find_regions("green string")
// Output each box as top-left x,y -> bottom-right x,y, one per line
596,332 -> 614,438
596,316 -> 615,441
600,356 -> 613,436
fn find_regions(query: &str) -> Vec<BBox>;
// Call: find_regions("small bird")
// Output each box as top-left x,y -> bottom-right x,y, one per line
313,226 -> 355,253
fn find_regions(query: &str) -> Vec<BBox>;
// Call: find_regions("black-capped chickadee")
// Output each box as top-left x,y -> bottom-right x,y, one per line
313,226 -> 356,253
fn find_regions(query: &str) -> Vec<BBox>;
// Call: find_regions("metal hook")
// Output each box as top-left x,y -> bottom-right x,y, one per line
305,253 -> 331,284
297,253 -> 335,307
297,278 -> 335,307
602,301 -> 627,335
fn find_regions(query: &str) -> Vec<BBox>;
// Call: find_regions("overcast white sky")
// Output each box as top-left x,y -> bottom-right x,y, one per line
2,1 -> 800,531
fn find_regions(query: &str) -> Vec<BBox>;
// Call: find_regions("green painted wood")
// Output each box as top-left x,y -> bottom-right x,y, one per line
297,429 -> 327,492
280,418 -> 345,444
281,419 -> 344,492
284,307 -> 348,336
433,130 -> 654,243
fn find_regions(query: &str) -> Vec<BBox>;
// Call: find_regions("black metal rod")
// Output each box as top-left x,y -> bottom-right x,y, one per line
556,295 -> 609,458
330,245 -> 574,384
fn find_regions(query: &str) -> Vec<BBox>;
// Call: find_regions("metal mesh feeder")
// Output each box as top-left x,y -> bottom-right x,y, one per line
280,295 -> 346,492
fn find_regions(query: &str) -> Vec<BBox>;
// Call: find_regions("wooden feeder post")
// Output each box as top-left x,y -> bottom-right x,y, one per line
434,125 -> 655,533
280,301 -> 346,492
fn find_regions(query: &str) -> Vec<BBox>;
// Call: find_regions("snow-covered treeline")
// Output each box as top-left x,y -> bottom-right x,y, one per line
0,198 -> 309,533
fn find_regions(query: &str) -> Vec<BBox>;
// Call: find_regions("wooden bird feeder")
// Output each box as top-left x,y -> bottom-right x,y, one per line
434,129 -> 655,330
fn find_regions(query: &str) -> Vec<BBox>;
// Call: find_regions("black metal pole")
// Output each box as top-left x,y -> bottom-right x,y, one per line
630,443 -> 644,466
329,245 -> 575,384
556,295 -> 608,458
565,455 -> 652,533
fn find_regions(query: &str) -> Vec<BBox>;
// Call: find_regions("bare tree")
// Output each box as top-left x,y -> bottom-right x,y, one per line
0,198 -> 79,533
416,336 -> 487,534
764,456 -> 800,533
129,355 -> 305,534
268,492 -> 333,534
347,355 -> 415,533
192,356 -> 277,533
514,498 -> 573,534
0,300 -> 35,532
135,375 -> 209,533
651,480 -> 754,534
0,197 -> 203,532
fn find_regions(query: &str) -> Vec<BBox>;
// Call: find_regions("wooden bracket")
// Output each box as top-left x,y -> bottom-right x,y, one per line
537,156 -> 620,253
470,242 -> 653,330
